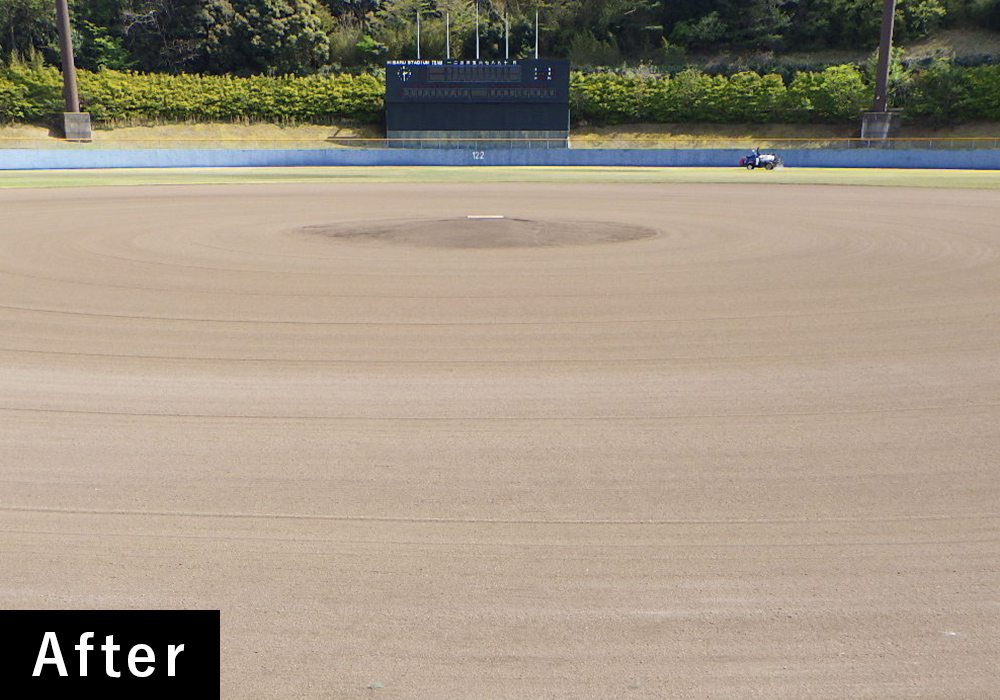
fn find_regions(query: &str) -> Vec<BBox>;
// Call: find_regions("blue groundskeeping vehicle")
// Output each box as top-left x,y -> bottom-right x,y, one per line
739,148 -> 783,170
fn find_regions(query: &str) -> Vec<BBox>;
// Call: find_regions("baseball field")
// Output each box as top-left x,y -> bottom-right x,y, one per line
1,167 -> 997,698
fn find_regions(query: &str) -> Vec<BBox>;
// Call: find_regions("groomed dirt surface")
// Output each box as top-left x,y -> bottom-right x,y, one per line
1,181 -> 997,698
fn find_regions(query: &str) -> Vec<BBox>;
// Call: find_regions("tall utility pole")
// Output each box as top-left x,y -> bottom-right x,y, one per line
54,0 -> 91,139
872,0 -> 897,112
55,0 -> 79,112
860,0 -> 898,139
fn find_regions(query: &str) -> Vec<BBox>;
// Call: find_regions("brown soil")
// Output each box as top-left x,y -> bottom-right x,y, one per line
304,217 -> 658,248
1,182 -> 997,699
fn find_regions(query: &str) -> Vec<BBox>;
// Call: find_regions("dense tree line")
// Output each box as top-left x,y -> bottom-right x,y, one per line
2,1 -> 1000,75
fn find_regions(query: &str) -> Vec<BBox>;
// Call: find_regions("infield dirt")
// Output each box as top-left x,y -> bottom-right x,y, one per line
1,181 -> 997,698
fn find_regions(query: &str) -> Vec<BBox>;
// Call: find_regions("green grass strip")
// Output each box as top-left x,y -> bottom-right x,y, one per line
1,166 -> 998,189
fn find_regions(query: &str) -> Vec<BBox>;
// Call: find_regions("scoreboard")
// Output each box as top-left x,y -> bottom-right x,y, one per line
385,59 -> 570,138
386,59 -> 569,103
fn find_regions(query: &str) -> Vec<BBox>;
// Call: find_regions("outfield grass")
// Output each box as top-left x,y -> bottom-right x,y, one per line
0,166 -> 998,189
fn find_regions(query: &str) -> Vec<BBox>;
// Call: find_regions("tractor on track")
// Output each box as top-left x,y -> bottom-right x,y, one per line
740,148 -> 783,170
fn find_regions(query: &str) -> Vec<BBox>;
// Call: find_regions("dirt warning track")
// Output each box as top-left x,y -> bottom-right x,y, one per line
1,181 -> 997,699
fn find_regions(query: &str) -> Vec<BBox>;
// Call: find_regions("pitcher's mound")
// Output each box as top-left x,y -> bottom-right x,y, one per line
303,218 -> 658,249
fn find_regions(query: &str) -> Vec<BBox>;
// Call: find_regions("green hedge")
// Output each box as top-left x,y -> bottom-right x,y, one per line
570,63 -> 1000,124
923,63 -> 1000,121
3,63 -> 1000,126
0,65 -> 385,124
572,65 -> 870,124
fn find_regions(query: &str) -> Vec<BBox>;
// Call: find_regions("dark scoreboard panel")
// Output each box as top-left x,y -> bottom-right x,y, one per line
387,102 -> 568,132
385,59 -> 569,132
386,59 -> 569,103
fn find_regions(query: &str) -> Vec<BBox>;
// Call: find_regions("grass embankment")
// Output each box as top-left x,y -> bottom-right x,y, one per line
0,122 -> 380,148
3,121 -> 1000,150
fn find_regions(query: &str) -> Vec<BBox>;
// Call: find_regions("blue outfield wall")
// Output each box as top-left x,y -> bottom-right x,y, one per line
1,147 -> 999,170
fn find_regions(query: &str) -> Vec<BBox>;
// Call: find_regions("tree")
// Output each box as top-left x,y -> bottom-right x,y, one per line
784,0 -> 836,50
0,0 -> 56,60
670,10 -> 727,50
203,0 -> 331,74
320,0 -> 383,30
718,0 -> 794,49
117,0 -> 215,71
116,0 -> 329,74
897,0 -> 947,40
70,0 -> 133,70
540,0 -> 661,61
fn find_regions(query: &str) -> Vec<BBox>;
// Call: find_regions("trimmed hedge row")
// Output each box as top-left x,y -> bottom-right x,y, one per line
0,65 -> 384,124
3,63 -> 1000,126
569,66 -> 869,123
571,63 -> 1000,124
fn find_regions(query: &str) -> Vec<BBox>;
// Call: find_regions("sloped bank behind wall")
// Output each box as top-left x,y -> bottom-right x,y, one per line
1,148 -> 998,170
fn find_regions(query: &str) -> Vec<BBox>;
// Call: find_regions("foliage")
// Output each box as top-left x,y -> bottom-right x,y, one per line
0,0 -> 56,62
0,58 -> 62,121
786,63 -> 870,119
0,0 -> 993,133
354,33 -> 388,64
905,56 -> 968,122
959,62 -> 1000,117
669,11 -> 728,50
864,44 -> 914,106
968,0 -> 1000,31
67,0 -> 331,74
717,0 -> 793,50
321,0 -> 384,30
74,19 -> 133,71
201,0 -> 331,75
5,29 -> 1000,128
568,31 -> 622,67
2,0 -> 1000,73
572,63 -> 872,124
0,61 -> 384,123
0,71 -> 31,120
570,70 -> 649,122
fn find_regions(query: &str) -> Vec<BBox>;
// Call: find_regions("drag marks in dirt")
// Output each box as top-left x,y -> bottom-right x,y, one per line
2,182 -> 999,699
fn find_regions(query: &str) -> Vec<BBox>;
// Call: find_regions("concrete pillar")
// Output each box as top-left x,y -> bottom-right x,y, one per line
860,111 -> 900,141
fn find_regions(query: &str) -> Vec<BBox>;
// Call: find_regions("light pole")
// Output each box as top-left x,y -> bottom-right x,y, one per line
860,0 -> 898,140
872,0 -> 897,112
535,10 -> 539,59
55,0 -> 79,111
54,0 -> 90,139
